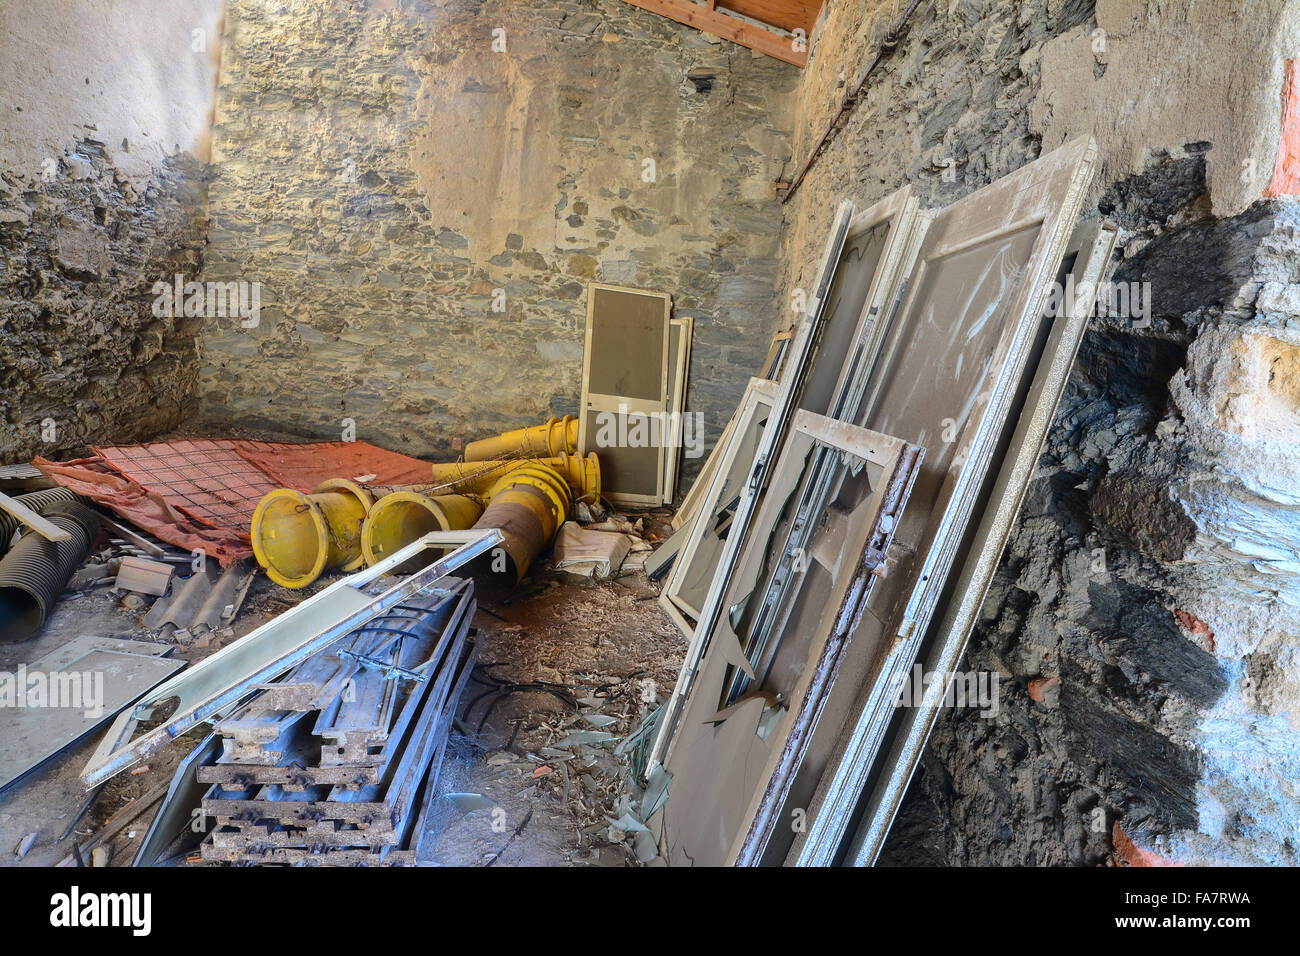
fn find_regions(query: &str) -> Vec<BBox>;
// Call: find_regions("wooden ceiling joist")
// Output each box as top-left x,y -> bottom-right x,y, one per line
714,0 -> 822,36
618,0 -> 821,68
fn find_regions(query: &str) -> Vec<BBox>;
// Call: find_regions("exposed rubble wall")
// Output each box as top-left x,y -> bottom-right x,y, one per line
0,0 -> 221,463
198,0 -> 796,470
779,0 -> 1300,865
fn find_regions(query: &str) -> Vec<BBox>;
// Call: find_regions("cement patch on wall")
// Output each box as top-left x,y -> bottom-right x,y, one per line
1031,0 -> 1300,217
0,0 -> 222,184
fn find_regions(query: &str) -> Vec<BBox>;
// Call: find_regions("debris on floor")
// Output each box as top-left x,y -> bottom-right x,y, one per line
0,636 -> 184,793
192,580 -> 478,866
81,531 -> 500,790
114,556 -> 173,596
1,393 -> 691,870
552,522 -> 631,579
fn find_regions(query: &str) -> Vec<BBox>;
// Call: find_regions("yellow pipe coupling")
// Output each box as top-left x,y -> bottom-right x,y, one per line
361,491 -> 484,572
547,452 -> 600,500
428,452 -> 600,499
251,479 -> 374,589
471,462 -> 572,582
463,416 -> 579,462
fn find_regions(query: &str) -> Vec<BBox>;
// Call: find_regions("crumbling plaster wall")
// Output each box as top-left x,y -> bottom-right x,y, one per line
0,0 -> 222,463
778,0 -> 1300,865
198,0 -> 796,468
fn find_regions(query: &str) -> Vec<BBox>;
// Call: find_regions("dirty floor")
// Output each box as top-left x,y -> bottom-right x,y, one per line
0,513 -> 685,868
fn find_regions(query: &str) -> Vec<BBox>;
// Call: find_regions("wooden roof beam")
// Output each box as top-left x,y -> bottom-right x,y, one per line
618,0 -> 809,68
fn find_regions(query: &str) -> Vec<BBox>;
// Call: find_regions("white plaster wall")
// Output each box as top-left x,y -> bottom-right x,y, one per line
1031,0 -> 1300,216
0,0 -> 223,183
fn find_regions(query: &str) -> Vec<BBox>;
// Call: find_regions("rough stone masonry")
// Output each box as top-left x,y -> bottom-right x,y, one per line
777,0 -> 1300,865
3,0 -> 1298,868
0,1 -> 220,463
198,0 -> 798,477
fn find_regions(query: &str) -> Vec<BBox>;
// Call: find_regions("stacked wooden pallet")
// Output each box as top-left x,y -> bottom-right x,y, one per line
194,576 -> 478,865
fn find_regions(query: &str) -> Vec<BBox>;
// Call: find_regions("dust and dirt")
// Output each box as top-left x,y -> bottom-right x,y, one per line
0,506 -> 687,867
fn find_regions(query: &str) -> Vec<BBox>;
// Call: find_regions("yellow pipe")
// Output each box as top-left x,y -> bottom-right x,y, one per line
361,492 -> 484,571
251,479 -> 373,589
427,461 -> 513,494
471,462 -> 572,582
464,416 -> 579,462
427,452 -> 600,499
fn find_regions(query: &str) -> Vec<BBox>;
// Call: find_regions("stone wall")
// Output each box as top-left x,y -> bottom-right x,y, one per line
198,0 -> 797,473
778,0 -> 1300,864
0,0 -> 221,463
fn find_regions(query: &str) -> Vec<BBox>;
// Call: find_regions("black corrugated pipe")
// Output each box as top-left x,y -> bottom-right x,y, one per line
0,487 -> 90,558
0,501 -> 101,643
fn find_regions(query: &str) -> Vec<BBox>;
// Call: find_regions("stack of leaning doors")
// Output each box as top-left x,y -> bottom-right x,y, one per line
647,136 -> 1117,866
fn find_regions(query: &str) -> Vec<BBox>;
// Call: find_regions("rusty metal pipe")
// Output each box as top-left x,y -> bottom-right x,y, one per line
470,463 -> 572,582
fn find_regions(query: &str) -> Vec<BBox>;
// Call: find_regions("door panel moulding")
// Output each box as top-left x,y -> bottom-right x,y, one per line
776,138 -> 1101,865
654,409 -> 922,866
81,529 -> 504,788
823,220 -> 1119,867
578,283 -> 673,509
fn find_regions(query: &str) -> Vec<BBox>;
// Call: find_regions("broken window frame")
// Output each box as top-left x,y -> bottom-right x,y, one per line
655,409 -> 922,866
649,198 -> 856,767
652,186 -> 926,768
661,315 -> 694,504
776,137 -> 1102,865
722,185 -> 926,709
660,376 -> 778,629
